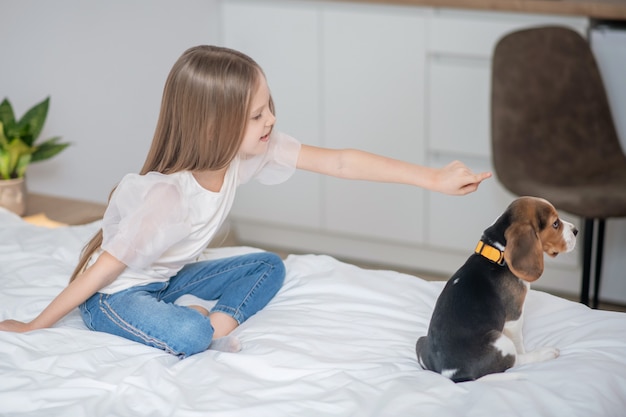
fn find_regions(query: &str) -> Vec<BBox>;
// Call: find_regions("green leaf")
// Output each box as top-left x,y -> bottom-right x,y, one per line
31,136 -> 70,162
0,97 -> 69,177
1,98 -> 32,143
16,97 -> 49,147
0,148 -> 10,179
0,99 -> 15,127
16,153 -> 31,178
0,100 -> 19,143
0,121 -> 8,147
0,138 -> 31,178
7,138 -> 32,176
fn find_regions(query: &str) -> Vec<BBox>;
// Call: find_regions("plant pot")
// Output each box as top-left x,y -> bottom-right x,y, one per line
0,177 -> 27,216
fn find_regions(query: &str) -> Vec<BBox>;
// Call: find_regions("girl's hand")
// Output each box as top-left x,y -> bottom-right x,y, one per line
0,319 -> 34,333
435,160 -> 492,196
0,252 -> 126,333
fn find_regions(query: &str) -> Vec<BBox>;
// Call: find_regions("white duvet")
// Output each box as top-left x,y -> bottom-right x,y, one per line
0,208 -> 625,417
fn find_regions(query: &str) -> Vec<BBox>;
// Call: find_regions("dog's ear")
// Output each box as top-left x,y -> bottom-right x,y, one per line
504,223 -> 544,282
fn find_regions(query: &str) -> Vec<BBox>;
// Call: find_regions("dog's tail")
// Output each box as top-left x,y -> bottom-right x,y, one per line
415,336 -> 431,370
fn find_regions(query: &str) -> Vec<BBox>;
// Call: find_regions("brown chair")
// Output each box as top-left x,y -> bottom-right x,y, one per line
491,26 -> 626,308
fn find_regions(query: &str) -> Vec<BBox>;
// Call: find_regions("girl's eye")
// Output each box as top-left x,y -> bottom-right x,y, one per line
552,219 -> 560,229
252,113 -> 262,120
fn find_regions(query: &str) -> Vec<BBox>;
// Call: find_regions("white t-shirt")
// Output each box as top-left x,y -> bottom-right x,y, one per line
94,131 -> 301,294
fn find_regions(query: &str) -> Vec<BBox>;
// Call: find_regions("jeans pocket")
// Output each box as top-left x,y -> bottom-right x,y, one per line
78,301 -> 95,330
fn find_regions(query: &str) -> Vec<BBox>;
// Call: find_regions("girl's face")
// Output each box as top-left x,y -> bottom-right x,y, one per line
239,74 -> 276,156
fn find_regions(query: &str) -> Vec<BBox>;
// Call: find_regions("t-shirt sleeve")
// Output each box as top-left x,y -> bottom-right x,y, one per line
238,130 -> 301,185
101,173 -> 191,270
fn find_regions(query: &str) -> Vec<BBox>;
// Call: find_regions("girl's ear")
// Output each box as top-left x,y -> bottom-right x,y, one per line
504,223 -> 544,282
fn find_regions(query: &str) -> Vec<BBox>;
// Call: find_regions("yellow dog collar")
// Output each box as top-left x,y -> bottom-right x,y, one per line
475,240 -> 505,265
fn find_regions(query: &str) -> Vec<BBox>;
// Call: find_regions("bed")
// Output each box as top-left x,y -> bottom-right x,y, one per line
1,207 -> 625,417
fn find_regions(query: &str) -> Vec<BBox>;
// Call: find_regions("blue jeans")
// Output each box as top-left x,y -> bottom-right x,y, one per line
79,252 -> 285,358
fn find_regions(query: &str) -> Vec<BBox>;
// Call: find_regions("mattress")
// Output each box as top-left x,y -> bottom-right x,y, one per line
0,208 -> 625,417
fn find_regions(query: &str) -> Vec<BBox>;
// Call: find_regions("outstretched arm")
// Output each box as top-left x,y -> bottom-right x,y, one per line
296,145 -> 491,195
0,251 -> 126,333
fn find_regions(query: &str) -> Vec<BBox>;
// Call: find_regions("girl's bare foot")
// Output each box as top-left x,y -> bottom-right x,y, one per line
209,335 -> 242,352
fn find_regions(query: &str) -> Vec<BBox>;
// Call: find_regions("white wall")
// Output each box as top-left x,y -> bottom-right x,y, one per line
0,0 -> 220,203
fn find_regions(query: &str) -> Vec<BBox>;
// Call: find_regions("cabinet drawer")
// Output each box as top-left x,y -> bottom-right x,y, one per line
428,9 -> 588,58
427,55 -> 491,157
322,6 -> 428,245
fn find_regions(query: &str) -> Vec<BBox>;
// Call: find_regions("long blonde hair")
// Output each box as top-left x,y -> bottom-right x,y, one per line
70,45 -> 271,282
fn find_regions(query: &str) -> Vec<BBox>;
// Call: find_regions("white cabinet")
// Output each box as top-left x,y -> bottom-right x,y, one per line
427,56 -> 492,157
321,6 -> 427,244
425,10 -> 588,290
222,0 -> 428,245
221,0 -> 592,297
220,1 -> 322,230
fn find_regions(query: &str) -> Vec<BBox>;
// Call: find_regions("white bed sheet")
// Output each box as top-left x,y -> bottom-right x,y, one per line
1,208 -> 625,417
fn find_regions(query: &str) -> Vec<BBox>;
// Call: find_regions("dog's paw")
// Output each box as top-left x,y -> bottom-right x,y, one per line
534,346 -> 559,361
516,347 -> 559,366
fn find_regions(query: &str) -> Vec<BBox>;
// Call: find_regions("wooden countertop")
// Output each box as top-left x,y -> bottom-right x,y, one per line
328,0 -> 626,20
25,193 -> 106,226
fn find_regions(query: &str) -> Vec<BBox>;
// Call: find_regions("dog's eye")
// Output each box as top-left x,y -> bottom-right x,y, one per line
552,219 -> 560,229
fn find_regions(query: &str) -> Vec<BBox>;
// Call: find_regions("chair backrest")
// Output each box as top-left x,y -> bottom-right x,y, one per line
491,26 -> 624,191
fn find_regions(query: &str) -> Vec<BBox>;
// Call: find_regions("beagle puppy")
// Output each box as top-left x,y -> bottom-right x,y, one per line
415,197 -> 577,382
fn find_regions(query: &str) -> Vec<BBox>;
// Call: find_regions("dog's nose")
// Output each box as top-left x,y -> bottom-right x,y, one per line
573,227 -> 579,236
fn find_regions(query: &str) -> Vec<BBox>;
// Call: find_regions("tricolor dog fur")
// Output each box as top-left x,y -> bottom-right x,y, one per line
415,197 -> 578,382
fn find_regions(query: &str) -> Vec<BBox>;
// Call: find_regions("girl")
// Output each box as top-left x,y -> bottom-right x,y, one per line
0,45 -> 491,358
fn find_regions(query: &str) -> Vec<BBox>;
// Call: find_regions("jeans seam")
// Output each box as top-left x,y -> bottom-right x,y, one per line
98,294 -> 184,357
232,260 -> 274,322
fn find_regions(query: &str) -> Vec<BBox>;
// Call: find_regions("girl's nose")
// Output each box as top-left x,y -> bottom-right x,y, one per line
267,111 -> 276,126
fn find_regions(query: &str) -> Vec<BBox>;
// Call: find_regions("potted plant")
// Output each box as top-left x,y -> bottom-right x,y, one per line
0,97 -> 70,215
